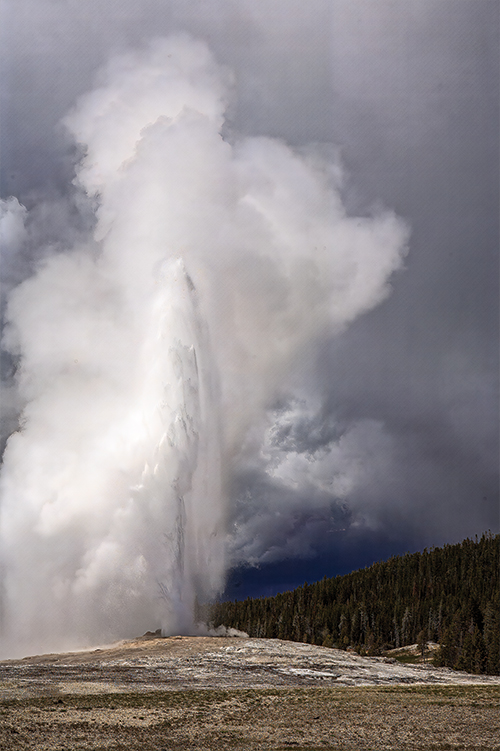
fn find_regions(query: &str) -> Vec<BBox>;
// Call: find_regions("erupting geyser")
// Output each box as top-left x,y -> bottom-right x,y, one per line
0,35 -> 408,658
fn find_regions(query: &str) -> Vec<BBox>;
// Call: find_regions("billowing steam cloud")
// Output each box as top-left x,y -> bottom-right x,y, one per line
0,35 -> 408,657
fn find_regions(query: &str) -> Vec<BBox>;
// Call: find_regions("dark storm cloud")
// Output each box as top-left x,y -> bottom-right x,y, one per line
321,0 -> 499,550
1,0 -> 498,592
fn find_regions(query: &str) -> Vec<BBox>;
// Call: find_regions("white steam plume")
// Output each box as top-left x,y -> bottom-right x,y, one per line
0,35 -> 408,657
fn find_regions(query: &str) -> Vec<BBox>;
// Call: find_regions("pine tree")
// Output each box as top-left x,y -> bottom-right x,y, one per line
211,533 -> 499,675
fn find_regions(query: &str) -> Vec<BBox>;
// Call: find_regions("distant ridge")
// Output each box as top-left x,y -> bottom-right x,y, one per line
210,533 -> 499,675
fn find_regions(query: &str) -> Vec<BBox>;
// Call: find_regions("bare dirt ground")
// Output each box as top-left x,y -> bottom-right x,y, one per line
0,636 -> 498,750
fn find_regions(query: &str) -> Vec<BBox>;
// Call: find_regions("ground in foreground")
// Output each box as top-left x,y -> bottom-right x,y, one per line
1,685 -> 499,750
1,637 -> 498,750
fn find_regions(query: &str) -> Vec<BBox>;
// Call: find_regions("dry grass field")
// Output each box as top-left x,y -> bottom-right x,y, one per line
1,685 -> 499,750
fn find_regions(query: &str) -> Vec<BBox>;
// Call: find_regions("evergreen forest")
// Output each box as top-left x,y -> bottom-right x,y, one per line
210,533 -> 499,675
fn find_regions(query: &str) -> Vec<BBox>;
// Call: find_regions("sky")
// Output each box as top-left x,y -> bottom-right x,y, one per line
0,0 -> 498,617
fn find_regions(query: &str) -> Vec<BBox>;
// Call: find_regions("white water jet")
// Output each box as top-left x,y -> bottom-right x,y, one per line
0,35 -> 408,658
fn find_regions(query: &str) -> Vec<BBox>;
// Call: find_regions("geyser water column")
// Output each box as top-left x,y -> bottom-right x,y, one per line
0,250 -> 224,654
120,257 -> 223,636
0,35 -> 408,658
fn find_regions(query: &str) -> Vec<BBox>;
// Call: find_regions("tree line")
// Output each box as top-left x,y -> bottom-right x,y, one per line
209,533 -> 499,675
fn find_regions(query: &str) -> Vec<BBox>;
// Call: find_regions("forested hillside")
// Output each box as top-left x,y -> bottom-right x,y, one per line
211,533 -> 499,675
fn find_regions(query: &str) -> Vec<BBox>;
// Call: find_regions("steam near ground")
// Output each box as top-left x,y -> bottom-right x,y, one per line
0,35 -> 408,657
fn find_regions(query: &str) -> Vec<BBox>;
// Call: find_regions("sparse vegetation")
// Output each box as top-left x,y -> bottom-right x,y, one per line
1,686 -> 499,750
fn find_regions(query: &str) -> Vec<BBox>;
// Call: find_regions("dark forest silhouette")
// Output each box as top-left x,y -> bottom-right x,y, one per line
210,533 -> 499,675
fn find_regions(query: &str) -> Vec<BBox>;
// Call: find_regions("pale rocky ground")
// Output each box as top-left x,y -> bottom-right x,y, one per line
0,636 -> 499,750
0,635 -> 498,699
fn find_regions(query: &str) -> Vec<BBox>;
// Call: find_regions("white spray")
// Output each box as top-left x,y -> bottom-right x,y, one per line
0,36 -> 408,657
